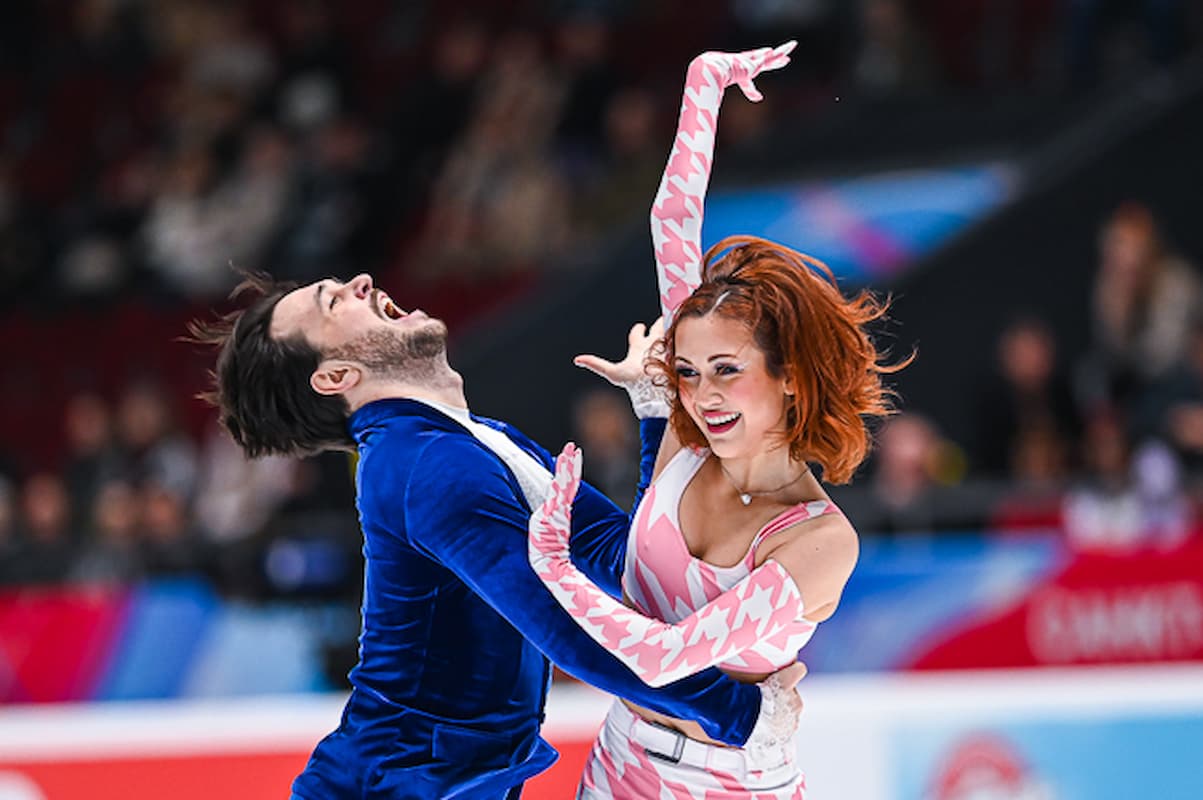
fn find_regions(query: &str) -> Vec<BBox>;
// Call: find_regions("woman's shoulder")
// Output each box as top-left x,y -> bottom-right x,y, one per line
753,497 -> 857,559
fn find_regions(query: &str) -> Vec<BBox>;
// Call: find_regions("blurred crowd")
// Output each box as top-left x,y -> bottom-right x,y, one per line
0,379 -> 359,593
828,202 -> 1203,552
2,0 -> 1199,303
1,0 -> 1202,591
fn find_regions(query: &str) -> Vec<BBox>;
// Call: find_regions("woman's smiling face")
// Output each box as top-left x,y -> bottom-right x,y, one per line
673,312 -> 794,459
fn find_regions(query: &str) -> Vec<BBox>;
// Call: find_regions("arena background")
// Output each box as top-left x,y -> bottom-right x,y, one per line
1,1 -> 1202,798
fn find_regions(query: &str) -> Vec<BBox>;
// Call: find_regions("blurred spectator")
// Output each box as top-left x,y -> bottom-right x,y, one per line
716,86 -> 776,157
1063,412 -> 1134,548
72,478 -> 143,584
0,159 -> 47,300
1066,0 -> 1191,88
141,481 -> 203,576
572,388 -> 639,507
1079,202 -> 1202,414
572,87 -> 664,241
1131,315 -> 1203,471
62,392 -> 125,533
274,115 -> 381,284
193,419 -> 295,544
1063,413 -> 1192,551
115,379 -> 198,498
17,473 -> 74,584
833,413 -> 987,535
253,453 -> 359,599
57,234 -> 127,298
852,0 -> 936,96
135,7 -> 277,299
902,0 -> 1059,90
141,143 -> 242,297
0,477 -> 18,584
218,123 -> 295,273
274,0 -> 353,114
417,30 -> 570,278
858,413 -> 942,533
552,13 -> 619,168
1131,439 -> 1193,546
972,316 -> 1080,479
383,21 -> 488,215
988,427 -> 1071,532
185,3 -> 275,100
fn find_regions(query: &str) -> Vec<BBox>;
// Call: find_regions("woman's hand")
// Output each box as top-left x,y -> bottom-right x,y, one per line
575,319 -> 670,419
529,443 -> 584,564
692,41 -> 796,103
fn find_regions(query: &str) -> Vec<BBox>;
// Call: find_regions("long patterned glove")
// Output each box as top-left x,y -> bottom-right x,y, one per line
651,41 -> 795,321
528,444 -> 806,688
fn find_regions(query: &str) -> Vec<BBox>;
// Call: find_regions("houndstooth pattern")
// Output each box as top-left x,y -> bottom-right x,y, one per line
650,42 -> 795,321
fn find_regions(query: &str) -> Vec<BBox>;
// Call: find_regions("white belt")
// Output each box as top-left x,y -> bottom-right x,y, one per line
622,709 -> 754,772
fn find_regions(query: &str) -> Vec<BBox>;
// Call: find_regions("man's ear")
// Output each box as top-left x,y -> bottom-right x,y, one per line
311,359 -> 362,396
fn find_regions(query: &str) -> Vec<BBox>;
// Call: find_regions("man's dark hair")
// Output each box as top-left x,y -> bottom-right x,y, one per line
188,272 -> 355,458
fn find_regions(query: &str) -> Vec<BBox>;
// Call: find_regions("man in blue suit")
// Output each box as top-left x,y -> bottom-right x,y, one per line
193,272 -> 802,799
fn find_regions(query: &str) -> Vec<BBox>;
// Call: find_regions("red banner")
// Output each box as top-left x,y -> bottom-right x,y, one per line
908,541 -> 1203,669
0,739 -> 593,800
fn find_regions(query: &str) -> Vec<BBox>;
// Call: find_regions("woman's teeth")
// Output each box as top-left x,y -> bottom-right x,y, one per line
704,412 -> 741,433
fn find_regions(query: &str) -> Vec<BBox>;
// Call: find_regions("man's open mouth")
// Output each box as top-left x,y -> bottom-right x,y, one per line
376,291 -> 406,320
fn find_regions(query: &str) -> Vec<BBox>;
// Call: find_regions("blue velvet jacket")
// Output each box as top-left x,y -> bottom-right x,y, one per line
290,399 -> 760,800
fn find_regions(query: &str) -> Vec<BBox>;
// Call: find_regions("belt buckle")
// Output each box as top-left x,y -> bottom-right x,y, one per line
644,720 -> 686,765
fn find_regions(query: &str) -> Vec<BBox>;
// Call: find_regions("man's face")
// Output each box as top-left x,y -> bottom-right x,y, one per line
270,274 -> 448,380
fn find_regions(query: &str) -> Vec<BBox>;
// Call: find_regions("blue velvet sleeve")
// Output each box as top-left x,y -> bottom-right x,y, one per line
401,435 -> 759,746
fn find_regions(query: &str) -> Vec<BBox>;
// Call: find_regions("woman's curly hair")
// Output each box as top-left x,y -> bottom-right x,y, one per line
650,235 -> 911,484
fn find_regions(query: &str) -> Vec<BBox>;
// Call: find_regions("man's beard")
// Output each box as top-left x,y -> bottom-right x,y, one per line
327,321 -> 449,384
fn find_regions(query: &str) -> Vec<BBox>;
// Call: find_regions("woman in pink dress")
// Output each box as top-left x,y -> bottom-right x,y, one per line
529,43 -> 905,799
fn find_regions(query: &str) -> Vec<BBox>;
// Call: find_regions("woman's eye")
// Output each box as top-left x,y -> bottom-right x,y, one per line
675,365 -> 698,378
715,364 -> 741,376
329,295 -> 338,310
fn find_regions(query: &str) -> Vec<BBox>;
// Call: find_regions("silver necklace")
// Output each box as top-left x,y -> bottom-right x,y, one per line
717,460 -> 810,505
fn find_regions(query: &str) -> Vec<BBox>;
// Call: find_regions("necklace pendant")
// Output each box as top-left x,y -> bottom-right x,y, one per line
739,493 -> 752,506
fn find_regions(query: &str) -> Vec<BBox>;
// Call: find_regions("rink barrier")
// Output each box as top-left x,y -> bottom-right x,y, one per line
1,664 -> 1201,799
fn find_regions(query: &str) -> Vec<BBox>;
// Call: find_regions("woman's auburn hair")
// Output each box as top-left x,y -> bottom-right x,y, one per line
651,235 -> 909,484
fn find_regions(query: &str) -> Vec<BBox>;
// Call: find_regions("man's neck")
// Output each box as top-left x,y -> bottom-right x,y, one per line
346,369 -> 468,412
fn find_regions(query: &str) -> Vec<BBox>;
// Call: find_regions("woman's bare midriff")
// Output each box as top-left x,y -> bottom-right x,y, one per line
623,667 -> 772,746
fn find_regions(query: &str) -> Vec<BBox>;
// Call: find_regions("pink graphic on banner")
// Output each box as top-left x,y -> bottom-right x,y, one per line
928,735 -> 1051,800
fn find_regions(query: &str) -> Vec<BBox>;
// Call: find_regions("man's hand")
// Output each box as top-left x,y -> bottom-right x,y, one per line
574,319 -> 671,419
744,660 -> 807,763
